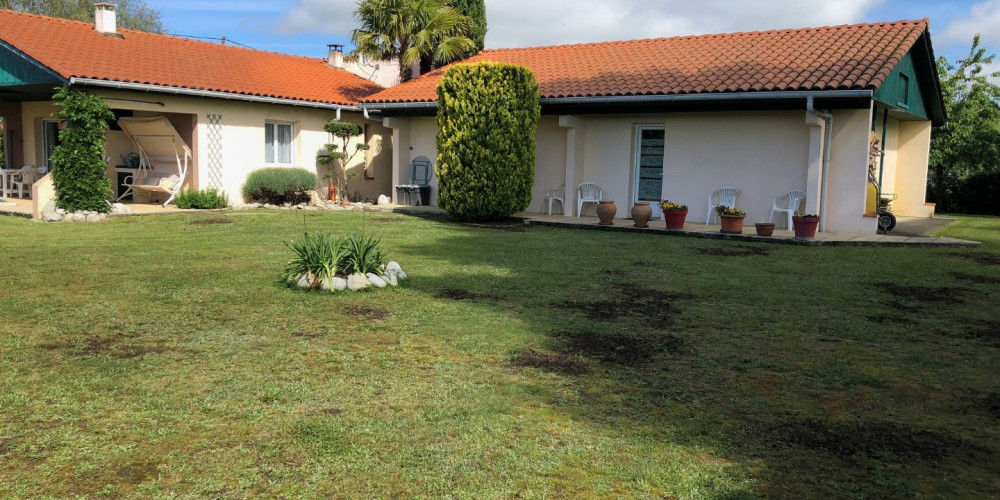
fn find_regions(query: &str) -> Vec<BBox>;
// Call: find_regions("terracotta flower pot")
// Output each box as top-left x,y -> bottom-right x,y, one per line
327,183 -> 337,201
793,216 -> 820,239
754,222 -> 775,237
631,202 -> 652,228
719,215 -> 745,234
664,209 -> 688,229
596,200 -> 617,225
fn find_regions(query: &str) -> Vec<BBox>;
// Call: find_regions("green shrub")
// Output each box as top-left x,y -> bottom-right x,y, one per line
242,168 -> 316,205
435,62 -> 541,221
283,232 -> 389,290
173,188 -> 229,209
50,88 -> 115,212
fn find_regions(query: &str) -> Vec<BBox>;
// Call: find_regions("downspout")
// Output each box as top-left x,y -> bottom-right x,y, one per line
807,96 -> 833,232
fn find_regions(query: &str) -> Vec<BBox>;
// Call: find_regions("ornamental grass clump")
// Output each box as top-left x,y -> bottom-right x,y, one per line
173,188 -> 229,209
435,62 -> 541,221
283,232 -> 389,290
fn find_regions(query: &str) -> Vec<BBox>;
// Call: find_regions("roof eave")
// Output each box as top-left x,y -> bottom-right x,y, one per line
69,77 -> 362,111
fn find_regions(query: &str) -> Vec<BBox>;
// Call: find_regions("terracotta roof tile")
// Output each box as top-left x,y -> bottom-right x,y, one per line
0,9 -> 382,106
366,19 -> 928,104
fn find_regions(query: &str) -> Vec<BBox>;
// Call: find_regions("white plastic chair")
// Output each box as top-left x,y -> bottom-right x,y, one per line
576,182 -> 602,217
545,185 -> 565,215
769,189 -> 807,229
706,187 -> 740,225
12,166 -> 38,198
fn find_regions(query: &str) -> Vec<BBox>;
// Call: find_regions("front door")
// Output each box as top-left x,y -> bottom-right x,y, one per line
634,126 -> 665,218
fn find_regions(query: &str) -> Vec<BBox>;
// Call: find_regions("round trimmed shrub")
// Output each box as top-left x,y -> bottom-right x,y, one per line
242,168 -> 317,205
435,62 -> 541,221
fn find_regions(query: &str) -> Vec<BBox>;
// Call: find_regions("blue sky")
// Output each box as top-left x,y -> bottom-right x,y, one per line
154,0 -> 1000,65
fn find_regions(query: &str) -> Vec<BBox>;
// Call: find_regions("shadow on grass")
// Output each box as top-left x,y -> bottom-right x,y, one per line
395,216 -> 1000,498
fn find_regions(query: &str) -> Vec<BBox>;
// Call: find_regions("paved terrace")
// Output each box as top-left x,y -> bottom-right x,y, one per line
0,198 -> 980,247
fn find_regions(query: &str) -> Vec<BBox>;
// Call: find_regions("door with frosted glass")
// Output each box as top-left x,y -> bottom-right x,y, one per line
633,126 -> 665,218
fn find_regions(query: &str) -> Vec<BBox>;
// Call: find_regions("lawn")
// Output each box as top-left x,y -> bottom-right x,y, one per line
0,211 -> 998,498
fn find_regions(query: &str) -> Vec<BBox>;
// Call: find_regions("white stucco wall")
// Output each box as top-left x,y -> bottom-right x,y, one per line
388,105 -> 923,234
892,120 -> 934,217
17,91 -> 391,204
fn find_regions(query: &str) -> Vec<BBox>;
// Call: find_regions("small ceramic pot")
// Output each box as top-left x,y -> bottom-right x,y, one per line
754,222 -> 775,237
719,215 -> 745,234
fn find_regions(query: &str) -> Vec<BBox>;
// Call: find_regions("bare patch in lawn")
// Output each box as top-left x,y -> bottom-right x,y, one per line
552,330 -> 687,365
956,321 -> 1000,346
870,282 -> 967,304
291,331 -> 325,339
698,245 -> 770,257
771,419 -> 981,460
115,461 -> 160,484
0,438 -> 13,455
563,283 -> 693,325
950,272 -> 1000,285
345,306 -> 389,320
435,288 -> 501,301
972,393 -> 1000,419
322,407 -> 343,417
512,347 -> 591,375
866,315 -> 914,325
371,217 -> 404,223
37,334 -> 171,360
948,252 -> 1000,266
189,218 -> 232,226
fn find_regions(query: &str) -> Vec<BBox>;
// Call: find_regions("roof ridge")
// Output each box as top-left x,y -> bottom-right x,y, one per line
0,8 -> 328,64
480,19 -> 928,53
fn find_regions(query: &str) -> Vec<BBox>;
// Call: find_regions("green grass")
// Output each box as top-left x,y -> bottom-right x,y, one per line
1,212 -> 998,498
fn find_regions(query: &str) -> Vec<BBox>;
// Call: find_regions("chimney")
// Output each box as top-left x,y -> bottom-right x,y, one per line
327,44 -> 344,69
94,3 -> 117,35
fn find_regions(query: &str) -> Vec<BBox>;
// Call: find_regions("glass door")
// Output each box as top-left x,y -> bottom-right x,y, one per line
634,126 -> 665,218
42,120 -> 61,170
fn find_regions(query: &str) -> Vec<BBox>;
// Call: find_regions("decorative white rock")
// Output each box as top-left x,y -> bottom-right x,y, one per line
383,273 -> 398,286
332,277 -> 348,291
71,213 -> 86,222
377,194 -> 391,206
42,212 -> 63,222
297,273 -> 312,288
367,273 -> 387,288
347,273 -> 371,291
319,278 -> 333,291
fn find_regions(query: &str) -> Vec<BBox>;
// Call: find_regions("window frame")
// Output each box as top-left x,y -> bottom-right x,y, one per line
264,121 -> 295,166
896,74 -> 910,109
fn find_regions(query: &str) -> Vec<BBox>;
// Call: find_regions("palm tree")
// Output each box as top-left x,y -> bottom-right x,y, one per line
350,0 -> 474,83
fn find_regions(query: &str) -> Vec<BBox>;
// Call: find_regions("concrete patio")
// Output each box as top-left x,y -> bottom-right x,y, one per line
0,198 -> 980,247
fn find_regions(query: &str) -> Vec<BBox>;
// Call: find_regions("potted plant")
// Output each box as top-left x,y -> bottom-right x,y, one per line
792,212 -> 820,239
716,205 -> 746,234
317,121 -> 370,203
661,200 -> 688,229
754,222 -> 776,237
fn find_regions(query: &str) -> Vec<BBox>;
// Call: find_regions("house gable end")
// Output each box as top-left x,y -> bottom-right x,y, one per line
873,33 -> 946,126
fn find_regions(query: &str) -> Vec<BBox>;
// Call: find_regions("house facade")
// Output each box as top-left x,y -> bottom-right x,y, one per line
0,7 -> 393,206
363,20 -> 945,234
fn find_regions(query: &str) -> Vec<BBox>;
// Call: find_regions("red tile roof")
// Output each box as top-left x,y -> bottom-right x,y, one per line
0,9 -> 382,106
366,19 -> 929,104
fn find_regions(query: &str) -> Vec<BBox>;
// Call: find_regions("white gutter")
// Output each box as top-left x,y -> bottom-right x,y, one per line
69,77 -> 361,112
366,89 -> 874,110
806,95 -> 834,233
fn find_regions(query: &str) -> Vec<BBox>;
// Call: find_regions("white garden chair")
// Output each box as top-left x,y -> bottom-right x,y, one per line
706,186 -> 740,225
11,166 -> 38,198
769,189 -> 807,229
577,182 -> 602,217
545,184 -> 565,215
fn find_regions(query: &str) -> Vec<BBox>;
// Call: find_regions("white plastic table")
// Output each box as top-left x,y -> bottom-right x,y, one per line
0,169 -> 20,198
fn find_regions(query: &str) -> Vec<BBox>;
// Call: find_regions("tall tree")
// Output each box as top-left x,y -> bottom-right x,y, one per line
350,0 -> 473,83
450,0 -> 485,56
0,0 -> 164,33
928,35 -> 1000,210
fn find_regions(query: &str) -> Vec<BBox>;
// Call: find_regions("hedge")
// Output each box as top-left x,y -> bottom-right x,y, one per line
242,168 -> 317,205
435,62 -> 541,221
50,88 -> 115,212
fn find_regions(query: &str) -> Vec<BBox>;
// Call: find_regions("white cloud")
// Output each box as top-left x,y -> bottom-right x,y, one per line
271,0 -> 884,47
940,0 -> 1000,48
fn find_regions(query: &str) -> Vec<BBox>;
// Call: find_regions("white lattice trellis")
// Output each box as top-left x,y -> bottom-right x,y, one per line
206,114 -> 224,189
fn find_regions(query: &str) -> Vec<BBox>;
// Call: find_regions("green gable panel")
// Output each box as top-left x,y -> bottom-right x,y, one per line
874,51 -> 929,120
0,43 -> 63,88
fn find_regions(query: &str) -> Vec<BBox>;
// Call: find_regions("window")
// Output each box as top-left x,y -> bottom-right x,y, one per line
265,121 -> 294,165
897,74 -> 910,108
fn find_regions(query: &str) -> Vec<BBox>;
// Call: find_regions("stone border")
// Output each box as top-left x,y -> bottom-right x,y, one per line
291,262 -> 408,293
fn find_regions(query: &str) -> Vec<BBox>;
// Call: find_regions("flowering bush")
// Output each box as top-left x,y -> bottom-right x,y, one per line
715,205 -> 745,217
661,200 -> 688,211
